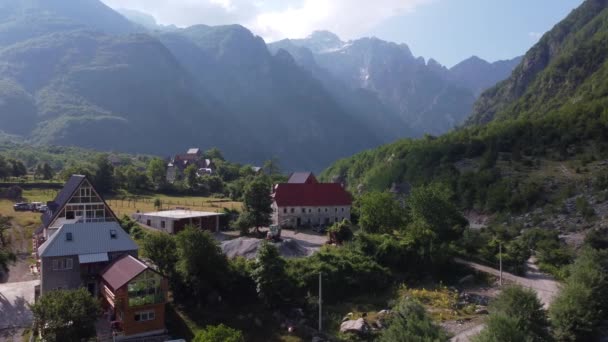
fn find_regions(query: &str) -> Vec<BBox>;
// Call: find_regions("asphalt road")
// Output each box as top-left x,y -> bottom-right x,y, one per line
0,280 -> 39,331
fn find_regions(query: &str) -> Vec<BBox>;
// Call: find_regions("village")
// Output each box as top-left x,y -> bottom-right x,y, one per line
0,148 -> 371,341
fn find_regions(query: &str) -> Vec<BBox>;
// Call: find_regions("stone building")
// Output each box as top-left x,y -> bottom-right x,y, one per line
271,173 -> 352,228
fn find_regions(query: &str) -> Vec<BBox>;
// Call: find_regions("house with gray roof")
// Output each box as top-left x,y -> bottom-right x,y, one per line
37,221 -> 138,295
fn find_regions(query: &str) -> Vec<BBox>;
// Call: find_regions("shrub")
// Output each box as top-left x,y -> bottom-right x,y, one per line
327,219 -> 354,244
193,324 -> 244,342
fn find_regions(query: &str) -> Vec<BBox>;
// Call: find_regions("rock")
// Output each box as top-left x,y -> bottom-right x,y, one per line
340,318 -> 369,334
458,274 -> 475,285
475,308 -> 489,315
377,309 -> 390,316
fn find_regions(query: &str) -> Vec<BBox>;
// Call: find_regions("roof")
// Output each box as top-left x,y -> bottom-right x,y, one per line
38,222 -> 138,258
187,148 -> 200,155
101,254 -> 149,291
41,175 -> 86,228
138,210 -> 224,219
288,172 -> 318,184
273,183 -> 352,207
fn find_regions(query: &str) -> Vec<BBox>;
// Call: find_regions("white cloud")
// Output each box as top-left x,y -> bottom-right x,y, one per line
528,31 -> 543,41
101,0 -> 432,41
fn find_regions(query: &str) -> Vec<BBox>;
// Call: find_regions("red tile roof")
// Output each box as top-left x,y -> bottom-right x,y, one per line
273,183 -> 352,207
101,255 -> 148,291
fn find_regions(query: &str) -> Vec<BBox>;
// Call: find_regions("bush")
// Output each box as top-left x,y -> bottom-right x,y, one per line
194,324 -> 244,342
327,219 -> 354,244
380,298 -> 449,342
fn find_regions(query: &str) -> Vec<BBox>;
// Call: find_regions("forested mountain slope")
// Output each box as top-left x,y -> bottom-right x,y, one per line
322,0 -> 608,223
468,0 -> 608,125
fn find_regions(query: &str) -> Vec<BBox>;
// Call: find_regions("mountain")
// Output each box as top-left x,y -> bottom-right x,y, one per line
449,56 -> 522,97
322,0 -> 608,210
270,32 -> 517,136
0,0 -> 396,171
117,8 -> 178,31
467,0 -> 608,125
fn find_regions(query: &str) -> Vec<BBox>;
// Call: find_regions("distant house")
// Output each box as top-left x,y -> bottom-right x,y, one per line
272,173 -> 352,228
37,222 -> 138,295
287,171 -> 318,184
100,255 -> 168,339
166,147 -> 215,183
132,210 -> 224,234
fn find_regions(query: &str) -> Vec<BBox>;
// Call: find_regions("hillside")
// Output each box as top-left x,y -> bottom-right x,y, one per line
270,32 -> 519,135
468,0 -> 608,125
322,0 -> 608,233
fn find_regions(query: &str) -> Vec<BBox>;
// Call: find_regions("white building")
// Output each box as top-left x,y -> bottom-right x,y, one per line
132,210 -> 223,234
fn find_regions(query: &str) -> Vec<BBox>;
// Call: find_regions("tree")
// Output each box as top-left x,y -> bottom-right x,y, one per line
153,198 -> 162,211
93,155 -> 114,194
0,156 -> 10,180
184,164 -> 198,190
328,219 -> 353,244
474,314 -> 530,342
250,242 -> 291,307
0,215 -> 16,273
263,158 -> 280,176
41,163 -> 54,180
175,227 -> 229,302
549,248 -> 608,341
142,233 -> 178,281
242,178 -> 272,234
475,286 -> 550,342
194,324 -> 244,342
204,147 -> 225,161
147,158 -> 167,187
358,192 -> 405,233
30,288 -> 101,341
380,298 -> 449,342
9,159 -> 27,178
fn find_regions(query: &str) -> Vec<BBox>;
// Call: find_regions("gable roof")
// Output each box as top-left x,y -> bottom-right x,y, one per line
288,172 -> 318,184
38,222 -> 138,258
41,175 -> 86,228
39,175 -> 118,232
273,183 -> 352,207
101,254 -> 150,291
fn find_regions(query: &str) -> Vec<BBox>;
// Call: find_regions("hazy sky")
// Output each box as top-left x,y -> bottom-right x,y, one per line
101,0 -> 584,67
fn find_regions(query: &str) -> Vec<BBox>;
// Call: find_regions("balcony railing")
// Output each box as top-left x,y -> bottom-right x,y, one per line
128,292 -> 165,307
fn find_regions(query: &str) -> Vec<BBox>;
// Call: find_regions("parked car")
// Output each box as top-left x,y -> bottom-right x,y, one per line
312,226 -> 327,234
13,202 -> 30,211
30,202 -> 43,211
38,205 -> 49,213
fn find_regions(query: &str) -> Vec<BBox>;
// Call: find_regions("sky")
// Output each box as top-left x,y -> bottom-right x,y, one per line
101,0 -> 584,67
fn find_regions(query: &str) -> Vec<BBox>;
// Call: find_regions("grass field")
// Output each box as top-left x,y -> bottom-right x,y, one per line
0,188 -> 242,251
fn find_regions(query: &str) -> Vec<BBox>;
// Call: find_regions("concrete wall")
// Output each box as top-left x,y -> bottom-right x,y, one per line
133,215 -> 175,234
272,204 -> 351,228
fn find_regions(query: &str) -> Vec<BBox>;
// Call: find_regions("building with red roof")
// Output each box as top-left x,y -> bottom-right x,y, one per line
272,173 -> 352,228
100,254 -> 168,339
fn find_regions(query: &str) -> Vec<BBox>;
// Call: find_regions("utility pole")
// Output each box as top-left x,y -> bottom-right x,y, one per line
318,272 -> 322,332
499,242 -> 503,286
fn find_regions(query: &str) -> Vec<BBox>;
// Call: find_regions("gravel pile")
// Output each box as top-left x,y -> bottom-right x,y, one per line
221,237 -> 311,259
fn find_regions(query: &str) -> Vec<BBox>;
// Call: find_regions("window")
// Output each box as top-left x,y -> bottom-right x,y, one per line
161,221 -> 166,229
134,310 -> 155,322
301,208 -> 305,214
308,209 -> 312,213
325,208 -> 328,212
290,208 -> 294,213
335,208 -> 338,212
146,220 -> 151,226
283,208 -> 287,214
110,229 -> 117,239
52,258 -> 73,271
318,208 -> 321,213
342,208 -> 345,212
66,211 -> 75,220
66,232 -> 73,241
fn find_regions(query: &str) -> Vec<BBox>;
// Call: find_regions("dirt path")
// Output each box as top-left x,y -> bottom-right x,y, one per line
450,257 -> 560,341
1,219 -> 36,284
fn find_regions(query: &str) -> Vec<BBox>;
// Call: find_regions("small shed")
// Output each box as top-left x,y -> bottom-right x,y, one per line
132,210 -> 223,234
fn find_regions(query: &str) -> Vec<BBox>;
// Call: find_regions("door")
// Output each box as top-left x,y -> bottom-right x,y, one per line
87,282 -> 96,296
296,218 -> 301,227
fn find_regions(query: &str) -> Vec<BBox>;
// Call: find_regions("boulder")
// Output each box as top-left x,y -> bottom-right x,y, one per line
475,308 -> 489,315
377,309 -> 390,317
340,318 -> 369,334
